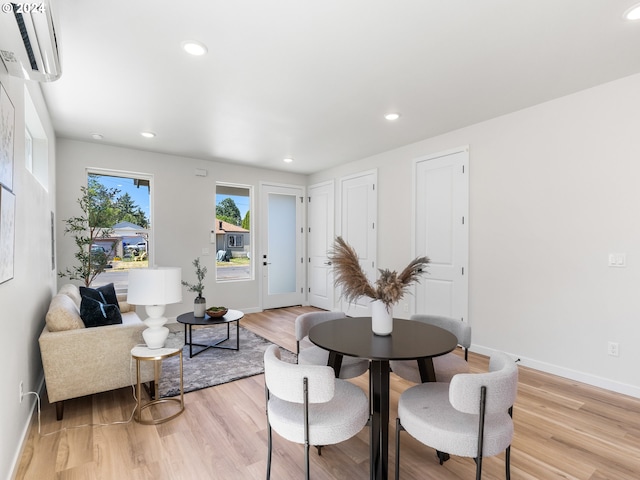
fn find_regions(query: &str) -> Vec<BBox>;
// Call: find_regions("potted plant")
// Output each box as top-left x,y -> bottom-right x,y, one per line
328,236 -> 429,335
182,257 -> 208,317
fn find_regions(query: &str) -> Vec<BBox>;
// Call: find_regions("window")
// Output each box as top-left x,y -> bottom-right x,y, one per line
228,234 -> 243,248
88,170 -> 152,291
24,86 -> 48,189
215,183 -> 252,281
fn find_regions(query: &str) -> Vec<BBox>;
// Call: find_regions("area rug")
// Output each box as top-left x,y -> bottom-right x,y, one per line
158,323 -> 296,397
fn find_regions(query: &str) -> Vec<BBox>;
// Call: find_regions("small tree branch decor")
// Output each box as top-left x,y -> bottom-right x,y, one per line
58,185 -> 117,287
328,236 -> 429,308
182,257 -> 207,299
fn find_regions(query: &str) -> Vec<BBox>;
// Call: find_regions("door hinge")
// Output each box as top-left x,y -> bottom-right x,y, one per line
462,216 -> 465,225
300,196 -> 304,203
301,287 -> 303,293
462,165 -> 465,174
372,222 -> 375,230
300,257 -> 303,264
308,196 -> 311,202
461,267 -> 465,275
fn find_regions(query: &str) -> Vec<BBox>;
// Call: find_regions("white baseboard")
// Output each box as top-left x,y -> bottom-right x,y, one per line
10,374 -> 45,480
471,344 -> 640,399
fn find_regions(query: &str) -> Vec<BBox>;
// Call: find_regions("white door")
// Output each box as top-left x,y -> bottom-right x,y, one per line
414,148 -> 469,321
340,170 -> 377,317
261,183 -> 305,309
308,181 -> 335,310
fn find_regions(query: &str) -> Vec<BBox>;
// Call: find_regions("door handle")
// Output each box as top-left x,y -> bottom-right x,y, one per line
324,261 -> 332,266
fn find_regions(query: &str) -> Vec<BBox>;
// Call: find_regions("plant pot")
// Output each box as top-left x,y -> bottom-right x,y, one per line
194,297 -> 206,317
371,299 -> 393,335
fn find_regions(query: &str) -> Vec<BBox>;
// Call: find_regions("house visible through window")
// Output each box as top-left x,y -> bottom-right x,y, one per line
216,183 -> 252,281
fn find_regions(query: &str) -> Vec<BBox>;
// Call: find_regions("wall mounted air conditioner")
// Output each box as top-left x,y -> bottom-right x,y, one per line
0,0 -> 61,82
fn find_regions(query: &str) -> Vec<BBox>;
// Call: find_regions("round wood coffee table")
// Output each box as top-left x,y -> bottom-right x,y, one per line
176,309 -> 244,358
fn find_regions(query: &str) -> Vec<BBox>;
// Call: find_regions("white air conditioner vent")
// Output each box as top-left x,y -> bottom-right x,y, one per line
0,0 -> 61,82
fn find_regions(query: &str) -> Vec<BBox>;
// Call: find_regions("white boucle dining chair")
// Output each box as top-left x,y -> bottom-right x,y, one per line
295,311 -> 369,379
390,314 -> 471,383
395,352 -> 518,480
264,345 -> 369,480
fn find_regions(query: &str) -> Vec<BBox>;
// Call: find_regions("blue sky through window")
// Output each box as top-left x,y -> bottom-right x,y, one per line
93,174 -> 150,221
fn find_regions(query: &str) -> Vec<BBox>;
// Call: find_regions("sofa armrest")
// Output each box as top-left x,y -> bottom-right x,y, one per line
39,312 -> 153,403
117,293 -> 136,313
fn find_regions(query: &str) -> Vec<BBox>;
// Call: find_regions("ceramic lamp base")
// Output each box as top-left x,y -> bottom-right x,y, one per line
143,305 -> 169,349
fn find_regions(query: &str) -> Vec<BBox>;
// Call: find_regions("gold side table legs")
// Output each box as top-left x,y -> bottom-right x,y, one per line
131,346 -> 184,425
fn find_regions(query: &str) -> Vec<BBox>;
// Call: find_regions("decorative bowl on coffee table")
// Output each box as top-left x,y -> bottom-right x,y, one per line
206,307 -> 228,318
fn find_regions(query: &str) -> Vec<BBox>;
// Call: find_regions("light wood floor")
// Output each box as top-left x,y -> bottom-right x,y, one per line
15,306 -> 640,479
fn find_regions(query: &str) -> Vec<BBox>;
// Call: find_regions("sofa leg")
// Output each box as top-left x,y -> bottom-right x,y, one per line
143,381 -> 156,400
55,401 -> 64,421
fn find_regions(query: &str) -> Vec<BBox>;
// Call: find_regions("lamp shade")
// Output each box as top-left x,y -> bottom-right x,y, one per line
127,267 -> 182,306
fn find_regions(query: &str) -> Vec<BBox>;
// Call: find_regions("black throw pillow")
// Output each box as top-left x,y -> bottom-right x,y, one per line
80,283 -> 119,309
80,296 -> 123,328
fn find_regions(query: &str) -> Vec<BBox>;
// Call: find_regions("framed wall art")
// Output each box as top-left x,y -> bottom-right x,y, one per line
0,185 -> 16,284
0,82 -> 15,191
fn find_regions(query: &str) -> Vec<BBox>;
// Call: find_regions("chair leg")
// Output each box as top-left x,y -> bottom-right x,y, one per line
266,424 -> 272,480
505,445 -> 511,480
475,385 -> 487,480
395,418 -> 403,480
436,451 -> 450,464
315,445 -> 323,456
305,442 -> 310,480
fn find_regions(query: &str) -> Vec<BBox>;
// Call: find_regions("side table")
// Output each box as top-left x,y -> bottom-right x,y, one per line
131,346 -> 184,424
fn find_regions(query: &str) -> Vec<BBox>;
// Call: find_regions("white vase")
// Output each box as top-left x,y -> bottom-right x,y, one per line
194,297 -> 206,317
371,299 -> 393,335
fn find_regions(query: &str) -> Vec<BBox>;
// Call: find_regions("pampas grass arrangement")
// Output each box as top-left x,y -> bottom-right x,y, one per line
328,236 -> 429,308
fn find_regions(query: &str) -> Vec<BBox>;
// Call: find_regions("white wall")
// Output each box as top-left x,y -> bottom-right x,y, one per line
0,74 -> 57,479
309,73 -> 640,397
55,140 -> 307,318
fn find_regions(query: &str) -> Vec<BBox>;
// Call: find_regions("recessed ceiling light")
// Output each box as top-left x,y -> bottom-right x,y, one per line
140,131 -> 156,139
624,4 -> 640,20
181,40 -> 208,56
384,113 -> 401,121
283,157 -> 294,163
90,133 -> 103,140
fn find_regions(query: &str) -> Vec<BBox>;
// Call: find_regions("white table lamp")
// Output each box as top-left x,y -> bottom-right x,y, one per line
127,267 -> 182,349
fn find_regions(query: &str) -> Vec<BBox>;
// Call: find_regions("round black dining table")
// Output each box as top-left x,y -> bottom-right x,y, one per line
309,316 -> 458,480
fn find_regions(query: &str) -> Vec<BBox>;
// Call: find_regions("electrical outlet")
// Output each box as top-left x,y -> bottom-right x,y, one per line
607,342 -> 619,357
19,381 -> 23,403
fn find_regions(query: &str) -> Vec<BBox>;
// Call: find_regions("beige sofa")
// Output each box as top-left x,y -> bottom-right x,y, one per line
39,284 -> 154,420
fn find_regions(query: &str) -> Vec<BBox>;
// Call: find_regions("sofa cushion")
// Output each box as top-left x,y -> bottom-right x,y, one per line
80,283 -> 119,309
80,296 -> 123,328
46,294 -> 85,332
58,283 -> 82,308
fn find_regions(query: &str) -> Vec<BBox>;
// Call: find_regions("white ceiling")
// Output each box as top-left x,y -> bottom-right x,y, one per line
41,0 -> 640,174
